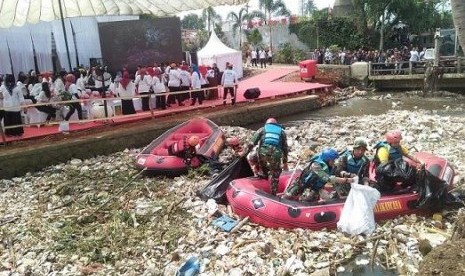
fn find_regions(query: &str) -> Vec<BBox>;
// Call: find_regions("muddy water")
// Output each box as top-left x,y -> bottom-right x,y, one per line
283,95 -> 465,124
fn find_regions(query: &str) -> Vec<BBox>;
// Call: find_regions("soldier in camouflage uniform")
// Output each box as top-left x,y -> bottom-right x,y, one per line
283,148 -> 355,201
249,118 -> 289,196
335,137 -> 371,196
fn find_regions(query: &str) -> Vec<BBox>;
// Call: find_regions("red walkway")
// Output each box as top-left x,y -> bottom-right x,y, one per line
2,67 -> 330,144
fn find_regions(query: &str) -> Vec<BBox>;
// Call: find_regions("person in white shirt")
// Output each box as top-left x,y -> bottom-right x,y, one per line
167,63 -> 183,107
259,48 -> 267,68
221,63 -> 238,105
190,64 -> 204,106
251,49 -> 258,67
0,74 -> 25,136
54,71 -> 66,94
134,68 -> 152,111
64,74 -> 83,121
179,65 -> 191,103
35,82 -> 57,122
152,68 -> 167,110
409,47 -> 419,70
117,71 -> 136,115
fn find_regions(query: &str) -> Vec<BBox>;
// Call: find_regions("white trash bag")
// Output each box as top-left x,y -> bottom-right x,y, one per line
337,180 -> 381,235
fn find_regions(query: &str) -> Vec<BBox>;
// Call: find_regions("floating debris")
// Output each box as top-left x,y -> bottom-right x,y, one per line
0,98 -> 464,275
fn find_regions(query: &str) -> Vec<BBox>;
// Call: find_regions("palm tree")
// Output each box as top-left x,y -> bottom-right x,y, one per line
303,0 -> 317,16
451,0 -> 465,54
227,7 -> 248,48
202,6 -> 222,33
258,0 -> 290,51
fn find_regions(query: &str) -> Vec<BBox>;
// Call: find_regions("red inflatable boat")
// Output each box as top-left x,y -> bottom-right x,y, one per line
135,118 -> 224,176
226,152 -> 454,230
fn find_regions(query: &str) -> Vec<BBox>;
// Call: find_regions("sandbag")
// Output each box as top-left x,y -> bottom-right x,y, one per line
337,182 -> 381,235
197,156 -> 254,204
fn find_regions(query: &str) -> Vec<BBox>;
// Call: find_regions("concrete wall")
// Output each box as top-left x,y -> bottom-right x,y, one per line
0,95 -> 321,178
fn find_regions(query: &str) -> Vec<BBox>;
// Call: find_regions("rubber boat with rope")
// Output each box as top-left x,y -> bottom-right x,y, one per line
135,118 -> 225,176
226,152 -> 455,230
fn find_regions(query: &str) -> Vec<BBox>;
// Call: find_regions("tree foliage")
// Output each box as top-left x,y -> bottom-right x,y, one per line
291,0 -> 453,51
290,17 -> 372,50
274,42 -> 305,64
202,6 -> 222,33
246,29 -> 263,47
181,13 -> 205,30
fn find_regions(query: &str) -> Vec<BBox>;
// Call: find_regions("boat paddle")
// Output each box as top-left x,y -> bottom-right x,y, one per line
279,159 -> 301,197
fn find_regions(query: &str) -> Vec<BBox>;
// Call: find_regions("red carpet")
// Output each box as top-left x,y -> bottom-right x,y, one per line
1,67 -> 330,144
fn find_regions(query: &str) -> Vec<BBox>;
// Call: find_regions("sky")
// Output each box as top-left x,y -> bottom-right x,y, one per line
178,0 -> 335,19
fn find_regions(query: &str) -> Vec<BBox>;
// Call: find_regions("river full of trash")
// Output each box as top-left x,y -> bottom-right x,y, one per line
1,98 -> 465,275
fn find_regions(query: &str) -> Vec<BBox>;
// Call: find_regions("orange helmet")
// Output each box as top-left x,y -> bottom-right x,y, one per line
266,118 -> 277,124
386,130 -> 402,144
227,137 -> 240,146
187,136 -> 200,146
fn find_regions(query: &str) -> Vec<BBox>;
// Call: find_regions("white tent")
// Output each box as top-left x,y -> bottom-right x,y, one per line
198,30 -> 243,78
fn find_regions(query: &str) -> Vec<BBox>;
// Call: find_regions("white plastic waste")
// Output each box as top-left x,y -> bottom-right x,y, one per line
337,182 -> 381,235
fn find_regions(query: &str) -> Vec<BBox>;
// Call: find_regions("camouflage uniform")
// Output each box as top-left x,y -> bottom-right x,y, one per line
285,159 -> 337,201
251,124 -> 288,195
334,150 -> 370,195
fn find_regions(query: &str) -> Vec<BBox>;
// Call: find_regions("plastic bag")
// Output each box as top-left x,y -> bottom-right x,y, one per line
416,168 -> 448,211
197,156 -> 253,204
337,182 -> 381,235
176,256 -> 200,276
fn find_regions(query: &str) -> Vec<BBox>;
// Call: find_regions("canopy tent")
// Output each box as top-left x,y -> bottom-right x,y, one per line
0,0 -> 248,28
0,0 -> 248,74
198,30 -> 243,78
0,16 -> 135,76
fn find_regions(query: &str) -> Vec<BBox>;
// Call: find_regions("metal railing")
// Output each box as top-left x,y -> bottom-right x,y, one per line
368,57 -> 465,76
0,85 -> 228,145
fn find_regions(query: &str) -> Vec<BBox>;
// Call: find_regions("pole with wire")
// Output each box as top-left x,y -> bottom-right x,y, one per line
58,0 -> 72,71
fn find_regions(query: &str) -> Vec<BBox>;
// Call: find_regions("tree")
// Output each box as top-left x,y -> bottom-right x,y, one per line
202,6 -> 222,33
227,7 -> 248,48
258,0 -> 290,50
246,28 -> 263,47
302,0 -> 317,16
451,0 -> 465,55
181,13 -> 205,30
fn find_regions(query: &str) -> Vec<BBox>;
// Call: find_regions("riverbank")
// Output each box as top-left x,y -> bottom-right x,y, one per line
1,97 -> 464,275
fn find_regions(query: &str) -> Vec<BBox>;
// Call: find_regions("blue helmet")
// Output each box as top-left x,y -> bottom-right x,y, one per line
321,148 -> 339,162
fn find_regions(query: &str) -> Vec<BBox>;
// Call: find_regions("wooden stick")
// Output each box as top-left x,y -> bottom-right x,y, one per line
232,239 -> 258,251
370,239 -> 380,270
353,233 -> 389,246
0,216 -> 18,226
426,227 -> 452,238
230,216 -> 249,233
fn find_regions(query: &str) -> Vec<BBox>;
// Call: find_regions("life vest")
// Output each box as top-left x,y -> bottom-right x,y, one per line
262,123 -> 282,147
302,154 -> 331,191
374,141 -> 403,163
168,140 -> 186,157
342,150 -> 369,175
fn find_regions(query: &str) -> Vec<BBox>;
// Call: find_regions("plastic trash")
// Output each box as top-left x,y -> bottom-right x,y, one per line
176,256 -> 200,276
206,199 -> 218,216
212,215 -> 238,232
337,183 -> 381,235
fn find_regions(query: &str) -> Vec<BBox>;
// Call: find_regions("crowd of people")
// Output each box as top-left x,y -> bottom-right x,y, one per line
227,118 -> 425,202
312,45 -> 430,74
0,61 -> 239,137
